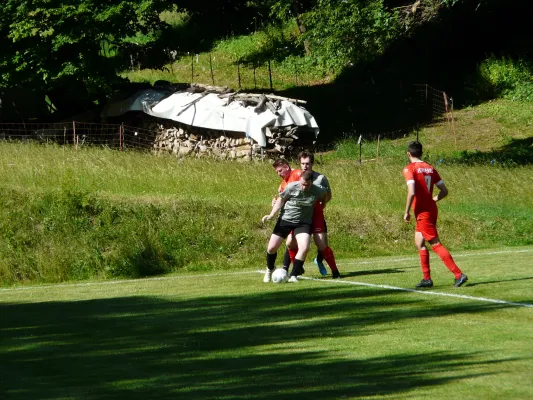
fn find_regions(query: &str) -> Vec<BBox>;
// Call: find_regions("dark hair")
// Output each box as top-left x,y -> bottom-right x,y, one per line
298,150 -> 314,164
301,169 -> 313,181
407,141 -> 423,158
272,158 -> 290,168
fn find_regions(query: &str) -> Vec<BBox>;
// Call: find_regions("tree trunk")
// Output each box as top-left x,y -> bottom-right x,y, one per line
291,1 -> 311,56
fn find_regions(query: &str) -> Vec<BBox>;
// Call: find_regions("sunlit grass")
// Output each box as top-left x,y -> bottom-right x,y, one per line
0,141 -> 532,284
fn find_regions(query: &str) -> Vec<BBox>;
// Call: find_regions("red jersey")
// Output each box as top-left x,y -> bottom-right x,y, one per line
402,161 -> 442,217
278,169 -> 302,193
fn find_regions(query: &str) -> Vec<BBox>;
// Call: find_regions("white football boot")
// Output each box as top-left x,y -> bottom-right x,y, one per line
263,268 -> 273,283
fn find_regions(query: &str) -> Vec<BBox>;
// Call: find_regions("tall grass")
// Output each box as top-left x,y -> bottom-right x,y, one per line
1,141 -> 532,285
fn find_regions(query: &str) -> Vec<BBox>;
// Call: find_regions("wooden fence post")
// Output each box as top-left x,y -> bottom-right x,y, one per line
376,134 -> 381,162
209,54 -> 215,85
357,134 -> 362,164
73,121 -> 77,150
268,60 -> 273,90
253,62 -> 257,89
119,124 -> 123,151
191,54 -> 194,84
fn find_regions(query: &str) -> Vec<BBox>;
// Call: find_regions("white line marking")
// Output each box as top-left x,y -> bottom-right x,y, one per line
0,271 -> 258,293
1,247 -> 532,309
341,249 -> 531,266
294,275 -> 533,308
260,249 -> 533,308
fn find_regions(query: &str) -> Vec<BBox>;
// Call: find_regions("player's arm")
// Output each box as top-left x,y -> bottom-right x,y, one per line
318,174 -> 332,205
324,190 -> 332,204
404,181 -> 415,223
262,197 -> 286,224
433,181 -> 448,202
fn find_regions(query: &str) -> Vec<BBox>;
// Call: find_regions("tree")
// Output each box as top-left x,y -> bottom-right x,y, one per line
0,0 -> 168,114
300,0 -> 401,70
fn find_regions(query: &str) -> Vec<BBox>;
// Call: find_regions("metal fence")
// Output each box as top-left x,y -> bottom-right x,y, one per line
0,122 -> 158,151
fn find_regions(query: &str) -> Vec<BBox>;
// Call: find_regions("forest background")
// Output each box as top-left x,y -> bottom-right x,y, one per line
1,0 -> 532,137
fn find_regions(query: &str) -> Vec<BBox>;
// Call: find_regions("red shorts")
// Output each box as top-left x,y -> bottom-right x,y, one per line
415,212 -> 438,241
312,202 -> 327,233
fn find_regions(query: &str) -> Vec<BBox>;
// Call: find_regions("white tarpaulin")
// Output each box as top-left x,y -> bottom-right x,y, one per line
102,89 -> 319,147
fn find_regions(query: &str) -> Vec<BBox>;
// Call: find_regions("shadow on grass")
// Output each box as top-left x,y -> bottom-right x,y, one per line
340,268 -> 408,278
449,137 -> 533,166
0,286 -> 516,399
466,276 -> 533,287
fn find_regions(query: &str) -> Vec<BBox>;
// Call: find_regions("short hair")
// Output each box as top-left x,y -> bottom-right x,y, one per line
301,170 -> 313,181
407,141 -> 423,158
272,158 -> 290,168
298,150 -> 314,164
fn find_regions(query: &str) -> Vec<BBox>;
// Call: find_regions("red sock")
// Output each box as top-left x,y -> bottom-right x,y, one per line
322,246 -> 338,272
432,243 -> 462,279
288,248 -> 298,265
419,249 -> 431,280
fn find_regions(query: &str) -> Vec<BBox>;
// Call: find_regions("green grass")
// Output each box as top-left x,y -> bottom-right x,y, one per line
1,248 -> 532,399
0,137 -> 532,285
333,98 -> 533,165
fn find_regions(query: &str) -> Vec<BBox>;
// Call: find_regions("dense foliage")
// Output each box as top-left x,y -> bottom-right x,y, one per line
1,0 -> 530,120
0,0 -> 169,110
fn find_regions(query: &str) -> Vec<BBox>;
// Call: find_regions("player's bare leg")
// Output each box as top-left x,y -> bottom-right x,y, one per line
288,232 -> 311,281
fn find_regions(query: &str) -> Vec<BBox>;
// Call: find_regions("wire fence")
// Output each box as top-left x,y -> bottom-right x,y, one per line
0,122 -> 158,151
415,84 -> 457,149
0,84 -> 457,157
125,50 -> 318,91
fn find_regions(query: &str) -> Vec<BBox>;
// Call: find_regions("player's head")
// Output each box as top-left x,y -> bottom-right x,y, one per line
407,141 -> 423,158
298,150 -> 314,172
272,158 -> 291,178
299,169 -> 314,190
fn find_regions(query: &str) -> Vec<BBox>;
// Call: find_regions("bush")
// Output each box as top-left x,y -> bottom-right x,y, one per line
468,56 -> 533,103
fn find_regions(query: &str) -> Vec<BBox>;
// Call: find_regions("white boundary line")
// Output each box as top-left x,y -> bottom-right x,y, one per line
1,247 -> 532,308
294,275 -> 533,308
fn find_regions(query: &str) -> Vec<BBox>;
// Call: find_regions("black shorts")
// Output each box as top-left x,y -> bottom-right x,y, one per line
273,218 -> 312,238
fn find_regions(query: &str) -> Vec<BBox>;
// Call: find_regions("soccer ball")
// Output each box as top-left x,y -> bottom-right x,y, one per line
272,268 -> 289,284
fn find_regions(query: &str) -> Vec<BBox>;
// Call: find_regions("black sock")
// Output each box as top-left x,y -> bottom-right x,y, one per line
283,248 -> 291,268
316,250 -> 324,263
290,259 -> 305,276
266,252 -> 277,270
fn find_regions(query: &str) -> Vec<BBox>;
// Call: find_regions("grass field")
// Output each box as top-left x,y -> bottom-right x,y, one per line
1,247 -> 532,399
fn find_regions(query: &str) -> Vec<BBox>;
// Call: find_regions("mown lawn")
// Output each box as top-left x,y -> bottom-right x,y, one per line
1,247 -> 532,399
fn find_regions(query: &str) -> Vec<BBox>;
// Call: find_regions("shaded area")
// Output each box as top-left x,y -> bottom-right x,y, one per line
278,0 -> 532,143
466,276 -> 533,288
0,286 -> 516,399
451,137 -> 533,165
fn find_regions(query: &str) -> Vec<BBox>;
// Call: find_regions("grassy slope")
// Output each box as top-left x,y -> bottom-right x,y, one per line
0,98 -> 532,285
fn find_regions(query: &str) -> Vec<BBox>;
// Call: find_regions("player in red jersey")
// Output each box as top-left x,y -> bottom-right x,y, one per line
299,151 -> 340,278
403,141 -> 468,288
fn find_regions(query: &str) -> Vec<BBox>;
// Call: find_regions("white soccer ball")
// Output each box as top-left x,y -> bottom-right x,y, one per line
272,268 -> 289,284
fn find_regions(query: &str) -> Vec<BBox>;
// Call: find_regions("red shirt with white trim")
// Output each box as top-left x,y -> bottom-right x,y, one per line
402,161 -> 442,217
